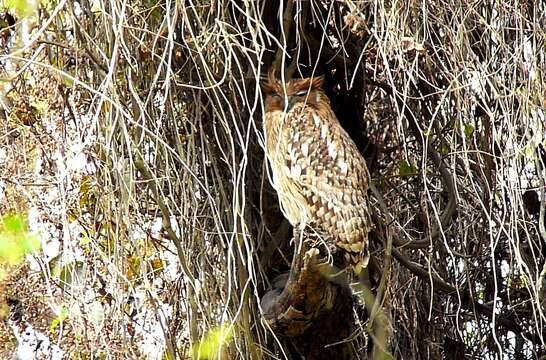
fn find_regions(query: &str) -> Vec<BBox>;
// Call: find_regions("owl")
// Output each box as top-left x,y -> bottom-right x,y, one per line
262,70 -> 372,274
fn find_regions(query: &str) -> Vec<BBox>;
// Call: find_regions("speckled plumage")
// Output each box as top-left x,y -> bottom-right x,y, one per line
262,71 -> 371,272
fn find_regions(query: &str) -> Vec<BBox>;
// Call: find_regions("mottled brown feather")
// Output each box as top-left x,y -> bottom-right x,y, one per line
263,74 -> 371,272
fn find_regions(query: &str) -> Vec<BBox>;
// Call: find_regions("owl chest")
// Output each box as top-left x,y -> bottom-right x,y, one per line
264,112 -> 310,225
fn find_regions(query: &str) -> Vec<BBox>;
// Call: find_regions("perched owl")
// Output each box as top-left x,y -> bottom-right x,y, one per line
262,71 -> 371,274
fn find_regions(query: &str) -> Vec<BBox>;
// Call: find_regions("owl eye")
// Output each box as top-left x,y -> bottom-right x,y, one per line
296,91 -> 307,97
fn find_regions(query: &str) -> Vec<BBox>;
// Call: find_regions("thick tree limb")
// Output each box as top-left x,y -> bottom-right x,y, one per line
261,243 -> 356,359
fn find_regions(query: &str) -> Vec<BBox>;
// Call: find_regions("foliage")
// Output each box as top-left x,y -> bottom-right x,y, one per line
192,324 -> 233,360
0,214 -> 40,267
3,0 -> 37,17
0,0 -> 544,359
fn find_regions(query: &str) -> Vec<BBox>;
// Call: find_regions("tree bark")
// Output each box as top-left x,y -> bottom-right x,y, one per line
261,244 -> 357,359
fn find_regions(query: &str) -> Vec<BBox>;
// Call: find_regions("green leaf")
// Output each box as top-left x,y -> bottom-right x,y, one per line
3,214 -> 25,233
464,123 -> 475,139
399,160 -> 417,177
150,8 -> 162,20
4,0 -> 38,17
0,214 -> 40,265
438,144 -> 450,155
192,324 -> 233,359
477,288 -> 485,301
50,306 -> 69,333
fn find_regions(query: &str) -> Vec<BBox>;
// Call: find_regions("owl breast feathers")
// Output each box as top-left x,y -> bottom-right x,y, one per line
262,71 -> 371,272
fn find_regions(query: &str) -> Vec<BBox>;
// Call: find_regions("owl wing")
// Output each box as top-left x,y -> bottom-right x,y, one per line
284,106 -> 371,257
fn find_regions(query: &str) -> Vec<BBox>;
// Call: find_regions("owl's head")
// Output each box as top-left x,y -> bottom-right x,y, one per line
262,69 -> 325,112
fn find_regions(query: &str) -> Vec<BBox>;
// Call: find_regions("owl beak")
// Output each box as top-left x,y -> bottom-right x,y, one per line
286,96 -> 298,112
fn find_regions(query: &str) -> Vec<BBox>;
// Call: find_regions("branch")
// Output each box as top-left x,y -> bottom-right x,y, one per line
261,242 -> 355,358
367,78 -> 457,249
373,229 -> 543,341
369,79 -> 500,337
261,246 -> 347,336
271,0 -> 295,79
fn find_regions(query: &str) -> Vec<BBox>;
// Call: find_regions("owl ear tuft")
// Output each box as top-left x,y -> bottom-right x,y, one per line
261,80 -> 275,94
267,68 -> 277,83
261,68 -> 277,94
310,75 -> 324,90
